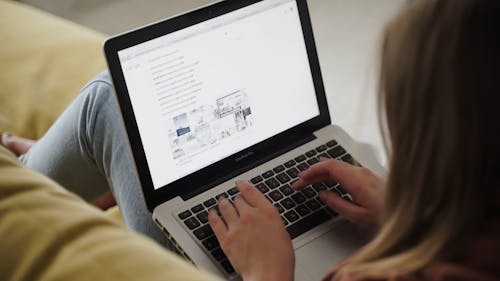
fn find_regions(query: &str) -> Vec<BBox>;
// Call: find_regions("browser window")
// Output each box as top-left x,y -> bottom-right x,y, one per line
119,0 -> 320,189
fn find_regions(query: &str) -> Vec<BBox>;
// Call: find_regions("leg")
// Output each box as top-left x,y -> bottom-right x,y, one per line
20,71 -> 174,249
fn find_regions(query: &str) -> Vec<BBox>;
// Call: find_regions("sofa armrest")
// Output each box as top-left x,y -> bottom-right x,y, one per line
0,146 -> 222,281
0,0 -> 106,139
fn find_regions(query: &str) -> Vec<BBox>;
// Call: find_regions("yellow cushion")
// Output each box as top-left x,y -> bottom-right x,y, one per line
0,146 -> 222,281
0,4 -> 220,278
0,0 -> 123,218
106,205 -> 125,225
0,0 -> 106,139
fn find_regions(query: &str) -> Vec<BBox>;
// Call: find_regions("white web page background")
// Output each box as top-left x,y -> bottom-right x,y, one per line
120,0 -> 320,189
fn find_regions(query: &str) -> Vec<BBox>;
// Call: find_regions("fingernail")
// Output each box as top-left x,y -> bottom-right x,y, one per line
236,180 -> 252,191
208,208 -> 217,216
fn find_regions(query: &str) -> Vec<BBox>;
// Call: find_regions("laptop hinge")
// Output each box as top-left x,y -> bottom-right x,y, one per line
181,133 -> 316,201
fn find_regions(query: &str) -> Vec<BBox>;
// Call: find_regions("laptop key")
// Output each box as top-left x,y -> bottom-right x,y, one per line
227,187 -> 239,196
197,211 -> 209,224
341,154 -> 355,165
211,248 -> 226,261
284,210 -> 300,223
191,204 -> 204,214
208,206 -> 220,216
305,150 -> 317,157
297,162 -> 309,171
273,165 -> 285,173
265,178 -> 280,189
221,259 -> 235,274
203,198 -> 217,208
216,192 -> 228,200
269,190 -> 284,202
274,203 -> 285,214
284,160 -> 296,168
250,175 -> 263,184
202,236 -> 219,251
327,146 -> 346,158
256,183 -> 270,193
316,145 -> 328,152
276,172 -> 291,184
178,210 -> 192,220
294,155 -> 307,162
183,217 -> 200,230
286,167 -> 300,178
326,140 -> 338,147
307,157 -> 319,165
291,193 -> 306,204
286,209 -> 332,239
312,183 -> 327,192
193,224 -> 214,240
305,199 -> 321,211
279,184 -> 294,196
280,198 -> 296,210
262,170 -> 274,178
302,186 -> 317,198
317,153 -> 330,159
295,204 -> 311,217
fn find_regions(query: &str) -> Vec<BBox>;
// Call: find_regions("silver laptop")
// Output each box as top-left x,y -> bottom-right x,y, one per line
104,0 -> 385,280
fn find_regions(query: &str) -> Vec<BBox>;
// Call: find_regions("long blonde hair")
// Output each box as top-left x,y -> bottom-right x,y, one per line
342,0 -> 500,278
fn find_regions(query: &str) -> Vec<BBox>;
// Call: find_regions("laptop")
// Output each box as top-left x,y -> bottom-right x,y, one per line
104,0 -> 385,280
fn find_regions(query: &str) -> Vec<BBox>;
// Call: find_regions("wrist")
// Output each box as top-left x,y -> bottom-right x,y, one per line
242,265 -> 294,281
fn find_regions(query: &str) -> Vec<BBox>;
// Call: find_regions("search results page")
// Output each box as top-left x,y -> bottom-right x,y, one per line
119,0 -> 319,189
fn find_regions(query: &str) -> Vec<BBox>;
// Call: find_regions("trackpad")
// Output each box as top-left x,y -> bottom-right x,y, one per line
295,222 -> 371,281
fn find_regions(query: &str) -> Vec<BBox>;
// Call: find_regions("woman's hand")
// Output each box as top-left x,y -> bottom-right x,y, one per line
1,133 -> 35,156
209,181 -> 294,281
293,158 -> 385,228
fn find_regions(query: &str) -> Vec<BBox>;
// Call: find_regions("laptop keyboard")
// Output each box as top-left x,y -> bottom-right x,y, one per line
176,139 -> 357,275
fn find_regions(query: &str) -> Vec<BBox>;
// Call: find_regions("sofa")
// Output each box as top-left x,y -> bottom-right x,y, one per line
0,145 -> 221,281
0,0 -> 114,203
0,0 -> 106,139
0,1 -> 220,280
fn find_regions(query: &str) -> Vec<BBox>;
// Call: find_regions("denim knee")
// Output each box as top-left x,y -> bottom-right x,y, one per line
81,71 -> 114,107
77,72 -> 117,155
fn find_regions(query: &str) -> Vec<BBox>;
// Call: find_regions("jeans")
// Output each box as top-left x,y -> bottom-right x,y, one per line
20,71 -> 173,249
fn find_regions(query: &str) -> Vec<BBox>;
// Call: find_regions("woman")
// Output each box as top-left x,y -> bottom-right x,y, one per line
2,0 -> 499,280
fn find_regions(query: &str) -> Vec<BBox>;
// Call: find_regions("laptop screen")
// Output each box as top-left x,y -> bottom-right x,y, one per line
118,0 -> 320,190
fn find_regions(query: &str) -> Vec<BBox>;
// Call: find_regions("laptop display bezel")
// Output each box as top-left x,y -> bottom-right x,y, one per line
104,0 -> 331,212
